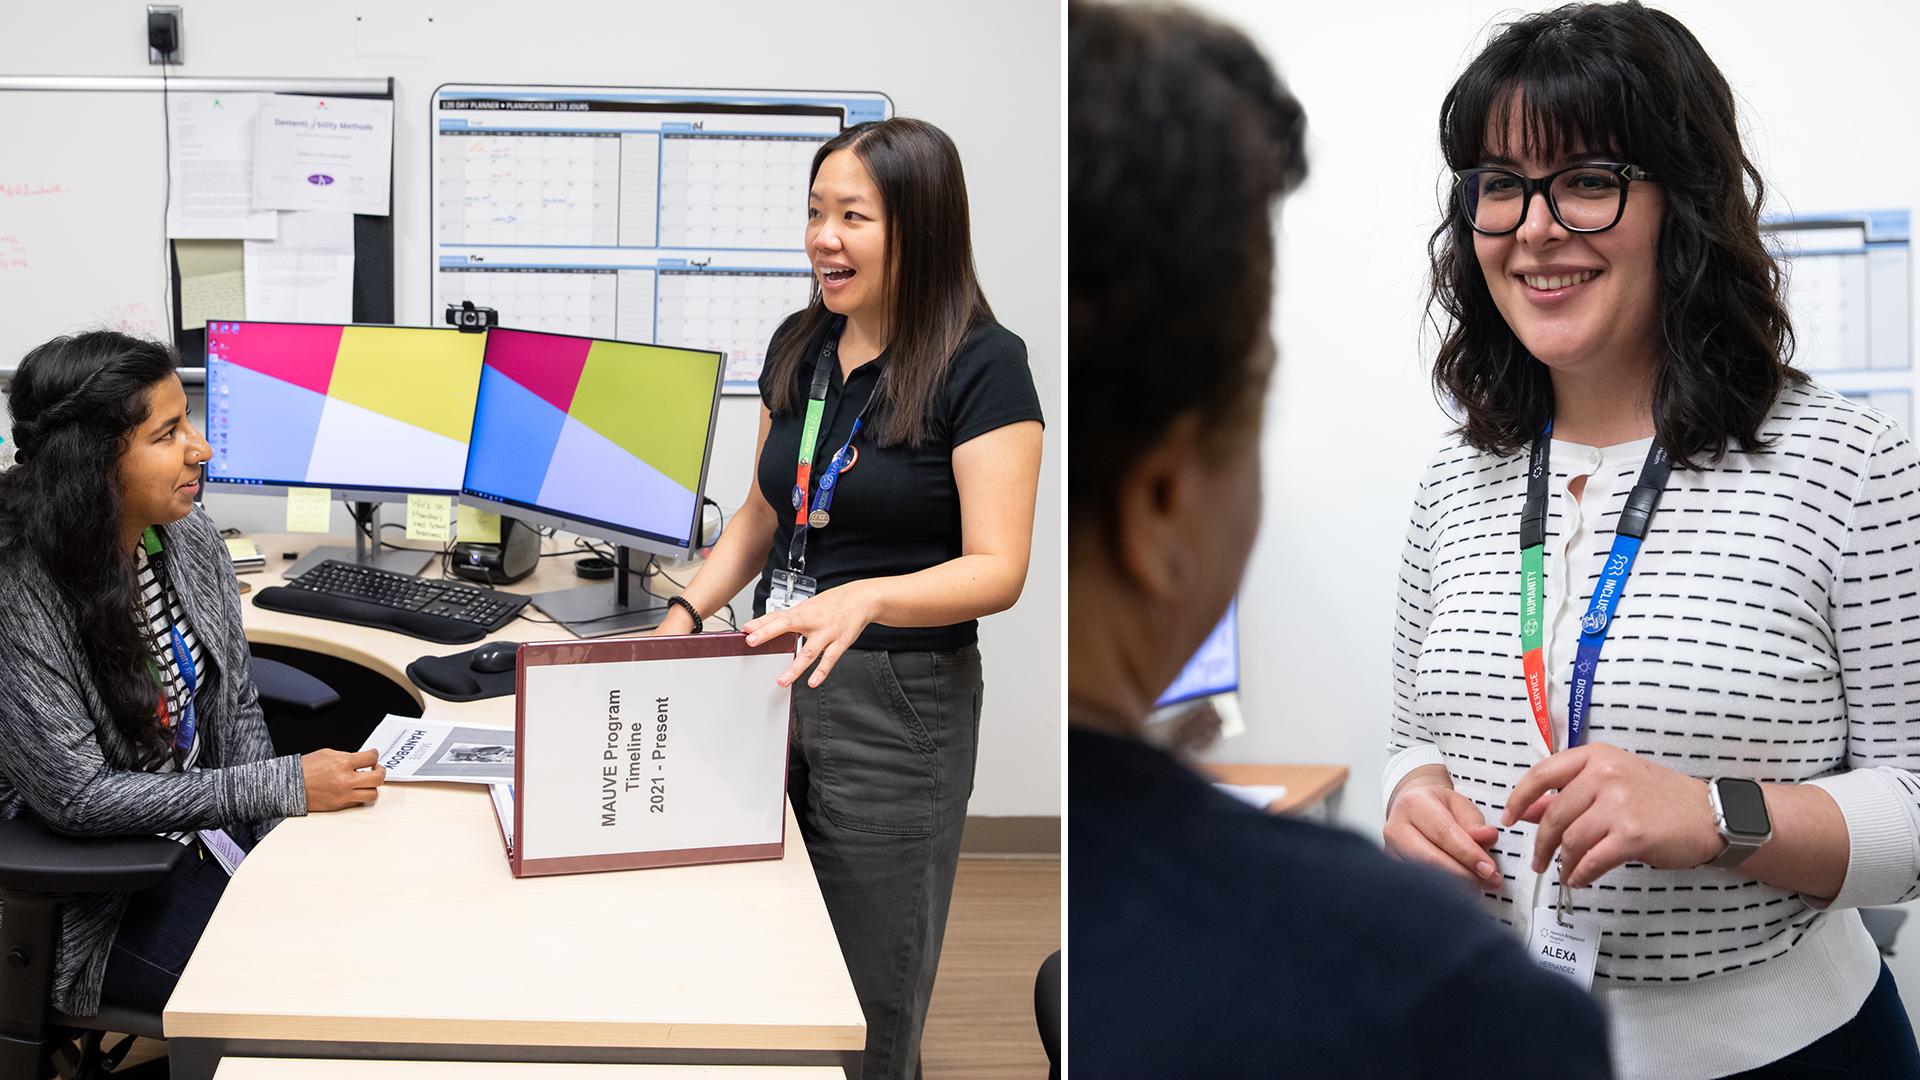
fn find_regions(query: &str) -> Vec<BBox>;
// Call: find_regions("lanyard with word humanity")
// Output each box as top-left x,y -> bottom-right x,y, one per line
1519,431 -> 1671,753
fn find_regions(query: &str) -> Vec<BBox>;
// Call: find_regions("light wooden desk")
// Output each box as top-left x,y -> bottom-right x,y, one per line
213,1061 -> 846,1079
1203,764 -> 1350,821
165,534 -> 865,1079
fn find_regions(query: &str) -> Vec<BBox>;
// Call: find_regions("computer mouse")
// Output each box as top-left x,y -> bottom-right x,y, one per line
469,641 -> 520,674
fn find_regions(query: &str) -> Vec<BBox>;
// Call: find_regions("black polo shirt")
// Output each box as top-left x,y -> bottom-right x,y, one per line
753,314 -> 1044,651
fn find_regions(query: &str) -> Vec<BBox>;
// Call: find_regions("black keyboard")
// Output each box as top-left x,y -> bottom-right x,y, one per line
253,559 -> 529,645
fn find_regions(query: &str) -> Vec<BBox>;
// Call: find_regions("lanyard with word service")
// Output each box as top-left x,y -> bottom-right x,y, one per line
1519,430 -> 1671,754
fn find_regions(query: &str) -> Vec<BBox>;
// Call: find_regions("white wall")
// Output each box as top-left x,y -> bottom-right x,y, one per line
0,0 -> 1061,817
1185,0 -> 1920,1019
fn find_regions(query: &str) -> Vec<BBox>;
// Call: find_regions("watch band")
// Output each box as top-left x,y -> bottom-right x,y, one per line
1707,777 -> 1771,868
1708,834 -> 1765,868
665,595 -> 702,634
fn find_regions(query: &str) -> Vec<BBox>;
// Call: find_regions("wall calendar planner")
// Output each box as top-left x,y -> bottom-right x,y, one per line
430,85 -> 892,394
1764,210 -> 1914,432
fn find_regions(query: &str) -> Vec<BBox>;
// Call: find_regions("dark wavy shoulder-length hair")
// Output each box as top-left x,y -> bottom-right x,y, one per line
762,117 -> 992,448
2,331 -> 182,761
1428,0 -> 1802,468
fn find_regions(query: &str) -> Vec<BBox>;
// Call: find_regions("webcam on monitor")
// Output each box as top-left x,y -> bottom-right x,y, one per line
445,301 -> 499,333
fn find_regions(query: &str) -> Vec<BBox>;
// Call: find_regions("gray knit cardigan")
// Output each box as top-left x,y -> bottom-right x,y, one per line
0,506 -> 307,1016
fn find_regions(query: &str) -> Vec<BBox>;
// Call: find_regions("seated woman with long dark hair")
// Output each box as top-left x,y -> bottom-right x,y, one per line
0,331 -> 384,1019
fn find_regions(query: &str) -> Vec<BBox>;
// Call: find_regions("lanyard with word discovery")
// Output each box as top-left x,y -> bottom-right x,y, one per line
1519,431 -> 1671,754
1520,431 -> 1670,920
786,318 -> 879,577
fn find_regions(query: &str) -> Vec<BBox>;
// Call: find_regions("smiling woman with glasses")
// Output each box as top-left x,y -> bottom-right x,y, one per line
1385,3 -> 1920,1078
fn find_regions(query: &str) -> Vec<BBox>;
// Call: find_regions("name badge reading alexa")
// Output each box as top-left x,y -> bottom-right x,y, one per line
1529,905 -> 1600,992
767,569 -> 817,613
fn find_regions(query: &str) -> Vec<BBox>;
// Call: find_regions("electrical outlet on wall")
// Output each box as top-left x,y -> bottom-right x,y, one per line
147,5 -> 183,65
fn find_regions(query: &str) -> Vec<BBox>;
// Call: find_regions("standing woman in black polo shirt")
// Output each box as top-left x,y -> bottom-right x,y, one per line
654,116 -> 1044,1080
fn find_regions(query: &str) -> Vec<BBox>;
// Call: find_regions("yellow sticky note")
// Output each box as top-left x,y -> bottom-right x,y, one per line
457,504 -> 501,544
406,494 -> 453,542
286,488 -> 332,533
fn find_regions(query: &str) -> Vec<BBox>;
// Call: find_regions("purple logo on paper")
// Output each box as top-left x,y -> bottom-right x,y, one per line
307,174 -> 335,186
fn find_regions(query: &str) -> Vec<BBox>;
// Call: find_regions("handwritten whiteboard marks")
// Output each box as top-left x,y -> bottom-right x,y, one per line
0,89 -> 169,369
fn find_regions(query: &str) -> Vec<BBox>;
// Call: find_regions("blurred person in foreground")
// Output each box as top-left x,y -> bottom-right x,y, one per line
1066,2 -> 1613,1075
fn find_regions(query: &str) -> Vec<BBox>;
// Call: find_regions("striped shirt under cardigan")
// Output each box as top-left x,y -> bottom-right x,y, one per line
136,540 -> 206,844
0,507 -> 306,1017
1385,383 -> 1920,1080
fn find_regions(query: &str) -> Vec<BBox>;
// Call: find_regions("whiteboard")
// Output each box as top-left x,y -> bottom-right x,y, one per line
430,84 -> 892,393
0,77 -> 391,377
0,90 -> 170,369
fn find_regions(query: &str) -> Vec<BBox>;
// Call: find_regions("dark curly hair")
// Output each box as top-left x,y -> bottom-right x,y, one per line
1428,0 -> 1802,468
1069,0 -> 1308,526
2,332 -> 182,761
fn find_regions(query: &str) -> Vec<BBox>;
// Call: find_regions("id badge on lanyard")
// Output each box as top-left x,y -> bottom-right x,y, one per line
767,567 -> 817,613
1518,430 -> 1670,988
779,317 -> 875,608
144,529 -> 247,875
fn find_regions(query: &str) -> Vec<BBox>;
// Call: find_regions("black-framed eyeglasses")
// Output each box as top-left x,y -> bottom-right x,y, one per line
1453,162 -> 1655,235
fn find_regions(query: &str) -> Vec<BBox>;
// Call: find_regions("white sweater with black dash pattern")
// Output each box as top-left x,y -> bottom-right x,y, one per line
1386,382 -> 1920,1080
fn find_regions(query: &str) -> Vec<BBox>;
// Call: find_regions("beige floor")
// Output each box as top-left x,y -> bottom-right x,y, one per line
111,855 -> 1062,1077
921,856 -> 1061,1078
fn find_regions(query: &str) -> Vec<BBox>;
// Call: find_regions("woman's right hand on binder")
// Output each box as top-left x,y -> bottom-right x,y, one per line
301,748 -> 386,811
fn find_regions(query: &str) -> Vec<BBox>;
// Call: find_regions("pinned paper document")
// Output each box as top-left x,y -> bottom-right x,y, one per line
286,487 -> 332,532
178,240 -> 247,331
244,211 -> 354,322
253,94 -> 393,215
457,504 -> 502,544
166,92 -> 278,239
407,494 -> 453,542
181,270 -> 244,331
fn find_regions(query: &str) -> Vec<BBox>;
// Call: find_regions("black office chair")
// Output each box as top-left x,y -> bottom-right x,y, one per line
0,817 -> 187,1079
251,655 -> 342,719
1035,948 -> 1060,1080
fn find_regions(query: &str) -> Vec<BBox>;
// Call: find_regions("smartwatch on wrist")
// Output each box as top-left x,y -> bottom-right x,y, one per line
665,595 -> 702,634
1707,776 -> 1772,868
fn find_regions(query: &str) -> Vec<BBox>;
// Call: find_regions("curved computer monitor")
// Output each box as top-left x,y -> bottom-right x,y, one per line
204,321 -> 488,502
461,326 -> 724,561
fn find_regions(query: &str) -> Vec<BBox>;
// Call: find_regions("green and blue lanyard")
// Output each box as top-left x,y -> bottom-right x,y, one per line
1519,428 -> 1670,753
786,316 -> 878,576
1520,429 -> 1669,914
141,528 -> 198,764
